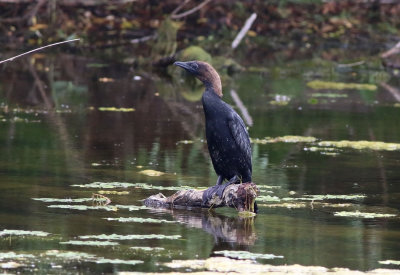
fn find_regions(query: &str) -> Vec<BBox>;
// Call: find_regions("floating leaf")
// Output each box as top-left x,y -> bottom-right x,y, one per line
307,80 -> 377,91
334,211 -> 396,218
214,250 -> 284,260
318,140 -> 400,151
60,240 -> 119,246
71,182 -> 137,189
0,229 -> 50,237
257,195 -> 281,202
79,233 -> 181,240
104,217 -> 174,223
260,202 -> 307,209
114,205 -> 149,211
139,169 -> 165,177
44,250 -> 97,260
98,107 -> 135,112
283,194 -> 366,201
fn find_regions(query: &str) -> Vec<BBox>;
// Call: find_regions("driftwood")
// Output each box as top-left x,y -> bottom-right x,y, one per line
144,182 -> 259,213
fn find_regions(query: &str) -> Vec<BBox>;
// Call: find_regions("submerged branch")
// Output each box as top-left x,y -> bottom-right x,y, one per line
230,89 -> 253,126
0,39 -> 80,65
144,182 -> 259,213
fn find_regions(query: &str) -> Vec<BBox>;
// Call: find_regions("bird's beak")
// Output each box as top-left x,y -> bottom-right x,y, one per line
174,61 -> 197,74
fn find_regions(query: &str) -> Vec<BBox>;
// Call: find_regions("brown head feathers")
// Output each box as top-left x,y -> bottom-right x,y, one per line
174,61 -> 223,97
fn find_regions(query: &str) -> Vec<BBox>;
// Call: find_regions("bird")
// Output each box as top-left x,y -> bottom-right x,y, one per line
174,60 -> 253,203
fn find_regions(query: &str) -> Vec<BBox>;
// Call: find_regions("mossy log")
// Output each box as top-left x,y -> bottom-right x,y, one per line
143,182 -> 259,213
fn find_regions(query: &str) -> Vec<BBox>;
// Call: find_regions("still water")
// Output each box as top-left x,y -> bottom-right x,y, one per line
0,48 -> 399,273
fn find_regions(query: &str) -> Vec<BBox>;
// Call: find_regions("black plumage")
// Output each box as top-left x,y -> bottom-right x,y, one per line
174,61 -> 252,189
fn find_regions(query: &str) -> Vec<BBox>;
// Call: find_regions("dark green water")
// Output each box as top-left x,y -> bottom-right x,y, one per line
0,51 -> 400,273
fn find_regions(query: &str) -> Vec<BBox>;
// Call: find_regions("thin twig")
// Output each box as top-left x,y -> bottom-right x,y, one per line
171,0 -> 191,16
0,38 -> 80,65
381,41 -> 400,59
232,13 -> 257,49
230,89 -> 253,126
171,0 -> 211,20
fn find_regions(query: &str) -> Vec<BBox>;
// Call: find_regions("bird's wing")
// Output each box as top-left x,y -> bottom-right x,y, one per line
227,112 -> 252,170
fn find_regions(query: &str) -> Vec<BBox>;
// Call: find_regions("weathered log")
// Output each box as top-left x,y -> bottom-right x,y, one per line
143,182 -> 259,213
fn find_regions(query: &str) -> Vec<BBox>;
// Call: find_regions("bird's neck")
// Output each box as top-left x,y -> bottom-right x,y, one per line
203,79 -> 222,97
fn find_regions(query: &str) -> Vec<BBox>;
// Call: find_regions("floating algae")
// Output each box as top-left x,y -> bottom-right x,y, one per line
114,205 -> 149,211
47,205 -> 117,211
79,233 -> 181,240
251,136 -> 317,144
260,202 -> 308,209
307,80 -> 377,91
139,169 -> 165,177
98,107 -> 135,112
131,247 -> 164,252
310,93 -> 348,98
98,190 -> 130,195
214,250 -> 284,260
72,181 -> 191,191
43,250 -> 143,265
318,140 -> 400,151
283,194 -> 366,201
104,217 -> 175,223
379,260 -> 400,265
71,182 -> 137,188
60,240 -> 119,246
0,229 -> 50,237
0,252 -> 35,260
32,197 -> 101,203
257,195 -> 281,202
334,211 -> 397,219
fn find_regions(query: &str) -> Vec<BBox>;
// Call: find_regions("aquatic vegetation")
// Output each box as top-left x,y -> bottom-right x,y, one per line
311,93 -> 348,98
260,202 -> 308,209
284,194 -> 366,201
251,136 -> 317,144
379,260 -> 400,265
104,217 -> 175,223
318,140 -> 400,151
79,233 -> 181,240
72,182 -> 137,188
238,211 -> 257,217
43,250 -> 97,260
1,261 -> 23,269
176,140 -> 195,144
139,169 -> 165,176
0,252 -> 35,260
214,250 -> 284,260
0,229 -> 50,237
257,195 -> 281,202
130,246 -> 165,251
32,197 -> 97,203
47,204 -> 117,211
94,258 -> 143,265
98,190 -> 130,195
43,250 -> 143,265
60,240 -> 119,246
114,205 -> 149,211
307,80 -> 377,91
334,211 -> 397,218
97,107 -> 135,112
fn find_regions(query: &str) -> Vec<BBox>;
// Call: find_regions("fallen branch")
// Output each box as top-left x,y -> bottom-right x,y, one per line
144,182 -> 259,213
381,41 -> 400,59
0,38 -> 80,65
232,13 -> 257,49
171,0 -> 211,20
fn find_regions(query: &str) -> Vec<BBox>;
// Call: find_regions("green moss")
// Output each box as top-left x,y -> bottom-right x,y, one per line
307,80 -> 377,91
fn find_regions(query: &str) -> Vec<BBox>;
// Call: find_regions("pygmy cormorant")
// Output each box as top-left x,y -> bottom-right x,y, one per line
174,61 -> 252,201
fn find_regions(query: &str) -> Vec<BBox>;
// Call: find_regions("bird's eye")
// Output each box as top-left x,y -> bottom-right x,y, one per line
191,63 -> 199,70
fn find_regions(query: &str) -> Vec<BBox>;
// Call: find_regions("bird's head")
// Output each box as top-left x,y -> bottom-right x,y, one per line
174,60 -> 222,97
